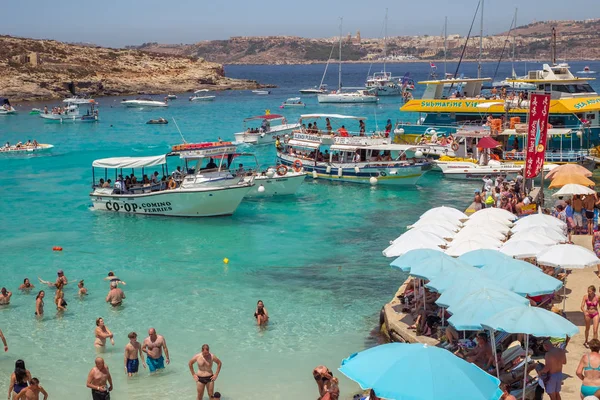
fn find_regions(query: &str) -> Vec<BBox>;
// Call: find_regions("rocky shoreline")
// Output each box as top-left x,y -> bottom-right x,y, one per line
0,35 -> 274,102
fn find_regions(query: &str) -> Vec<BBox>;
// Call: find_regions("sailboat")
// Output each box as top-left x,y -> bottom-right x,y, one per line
299,44 -> 332,94
317,18 -> 378,104
364,9 -> 405,96
492,9 -> 536,90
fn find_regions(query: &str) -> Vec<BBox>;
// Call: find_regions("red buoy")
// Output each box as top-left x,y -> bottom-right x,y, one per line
52,246 -> 63,251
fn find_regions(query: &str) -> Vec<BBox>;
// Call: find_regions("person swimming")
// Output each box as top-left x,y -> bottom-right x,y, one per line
104,271 -> 126,286
254,300 -> 269,326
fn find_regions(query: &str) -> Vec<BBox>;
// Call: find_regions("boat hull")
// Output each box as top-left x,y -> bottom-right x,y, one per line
277,156 -> 430,186
437,161 -> 556,180
245,173 -> 306,197
39,113 -> 79,121
299,89 -> 326,94
190,96 -> 216,102
90,185 -> 252,217
317,94 -> 378,103
234,124 -> 300,145
121,101 -> 168,108
0,144 -> 54,155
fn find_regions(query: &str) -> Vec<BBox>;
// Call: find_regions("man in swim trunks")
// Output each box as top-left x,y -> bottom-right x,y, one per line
105,282 -> 125,307
539,340 -> 566,400
86,357 -> 113,400
14,378 -> 48,400
583,192 -> 598,234
188,344 -> 222,400
0,287 -> 12,305
142,328 -> 170,374
124,332 -> 146,376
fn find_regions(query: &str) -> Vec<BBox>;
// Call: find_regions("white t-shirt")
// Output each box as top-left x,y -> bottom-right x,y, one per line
483,178 -> 493,192
115,180 -> 124,191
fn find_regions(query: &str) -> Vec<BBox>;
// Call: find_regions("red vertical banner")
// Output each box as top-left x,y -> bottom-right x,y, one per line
524,93 -> 551,178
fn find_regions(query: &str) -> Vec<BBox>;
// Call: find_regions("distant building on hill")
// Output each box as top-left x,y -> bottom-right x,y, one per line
11,52 -> 41,66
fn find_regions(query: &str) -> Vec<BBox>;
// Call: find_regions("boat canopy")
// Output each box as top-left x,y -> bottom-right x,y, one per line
287,139 -> 320,149
286,97 -> 301,102
299,114 -> 367,123
92,155 -> 166,169
244,114 -> 284,122
194,89 -> 210,93
330,143 -> 421,152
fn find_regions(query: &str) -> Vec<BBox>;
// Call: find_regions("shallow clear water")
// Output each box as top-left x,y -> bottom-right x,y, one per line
0,61 -> 597,399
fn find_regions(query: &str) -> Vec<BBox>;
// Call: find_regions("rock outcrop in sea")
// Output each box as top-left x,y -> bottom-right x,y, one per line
0,35 -> 271,101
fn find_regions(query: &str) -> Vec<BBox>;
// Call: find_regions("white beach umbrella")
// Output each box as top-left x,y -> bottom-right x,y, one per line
511,221 -> 565,235
383,235 -> 445,258
509,227 -> 566,243
408,219 -> 461,232
551,183 -> 596,198
450,235 -> 504,249
446,240 -> 500,257
390,229 -> 448,246
399,225 -> 457,240
461,221 -> 511,235
412,214 -> 464,226
537,244 -> 600,269
470,207 -> 517,221
513,213 -> 566,229
453,226 -> 507,241
420,206 -> 468,221
466,213 -> 514,227
505,233 -> 559,246
499,240 -> 551,259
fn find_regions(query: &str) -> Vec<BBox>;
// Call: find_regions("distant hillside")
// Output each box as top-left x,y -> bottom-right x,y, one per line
131,18 -> 600,64
0,36 -> 267,101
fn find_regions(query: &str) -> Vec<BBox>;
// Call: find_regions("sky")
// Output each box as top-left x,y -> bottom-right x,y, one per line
0,0 -> 597,47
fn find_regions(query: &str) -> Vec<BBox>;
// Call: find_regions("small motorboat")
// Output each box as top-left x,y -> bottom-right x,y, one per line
29,108 -> 42,115
252,90 -> 271,95
280,97 -> 306,108
0,98 -> 16,115
189,90 -> 216,102
147,118 -> 168,125
167,94 -> 177,99
121,98 -> 168,108
299,85 -> 328,94
577,66 -> 597,74
0,142 -> 54,155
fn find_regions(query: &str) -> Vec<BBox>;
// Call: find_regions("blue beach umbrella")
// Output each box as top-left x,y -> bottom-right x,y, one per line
389,249 -> 455,272
339,343 -> 503,400
409,259 -> 474,281
458,249 -> 513,268
426,269 -> 491,293
494,268 -> 563,296
479,258 -> 541,278
483,305 -> 579,400
437,279 -> 513,308
483,304 -> 579,338
447,288 -> 530,331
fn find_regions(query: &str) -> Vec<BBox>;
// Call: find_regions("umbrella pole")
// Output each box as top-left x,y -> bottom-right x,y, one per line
522,334 -> 529,400
563,268 -> 567,312
490,329 -> 500,380
422,279 -> 426,311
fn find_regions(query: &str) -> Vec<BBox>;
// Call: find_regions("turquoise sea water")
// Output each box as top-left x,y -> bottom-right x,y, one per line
0,61 -> 598,399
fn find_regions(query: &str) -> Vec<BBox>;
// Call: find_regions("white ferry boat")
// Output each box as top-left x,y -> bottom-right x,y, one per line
233,114 -> 300,145
276,114 -> 432,186
90,142 -> 254,217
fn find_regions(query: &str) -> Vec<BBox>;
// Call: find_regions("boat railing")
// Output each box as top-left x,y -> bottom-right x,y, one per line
502,150 -> 588,162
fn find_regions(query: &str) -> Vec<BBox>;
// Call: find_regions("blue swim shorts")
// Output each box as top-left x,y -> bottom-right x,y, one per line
146,356 -> 164,372
126,358 -> 139,373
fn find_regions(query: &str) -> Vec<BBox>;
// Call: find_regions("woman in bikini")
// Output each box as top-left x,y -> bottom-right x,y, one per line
576,339 -> 600,398
94,317 -> 115,352
35,291 -> 45,317
7,359 -> 31,399
254,300 -> 269,326
582,285 -> 600,347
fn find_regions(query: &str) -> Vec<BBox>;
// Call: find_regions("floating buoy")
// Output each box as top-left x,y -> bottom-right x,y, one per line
258,185 -> 265,193
370,177 -> 378,186
52,246 -> 63,251
414,150 -> 424,158
266,169 -> 275,178
223,258 -> 229,264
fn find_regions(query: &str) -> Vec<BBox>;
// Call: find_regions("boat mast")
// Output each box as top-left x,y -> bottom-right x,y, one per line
511,8 -> 517,77
338,17 -> 343,92
551,26 -> 557,65
383,8 -> 388,74
444,16 -> 448,76
478,0 -> 484,79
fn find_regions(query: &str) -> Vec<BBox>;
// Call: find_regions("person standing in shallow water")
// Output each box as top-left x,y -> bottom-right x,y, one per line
95,318 -> 115,352
86,357 -> 113,400
142,328 -> 170,373
35,291 -> 44,318
254,300 -> 269,325
14,378 -> 48,400
188,344 -> 222,400
124,332 -> 146,376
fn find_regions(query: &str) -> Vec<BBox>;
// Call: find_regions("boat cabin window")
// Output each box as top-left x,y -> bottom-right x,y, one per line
542,83 -> 595,94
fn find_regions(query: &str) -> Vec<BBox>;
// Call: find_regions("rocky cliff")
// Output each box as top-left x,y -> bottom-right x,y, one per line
132,18 -> 600,64
0,35 -> 269,101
